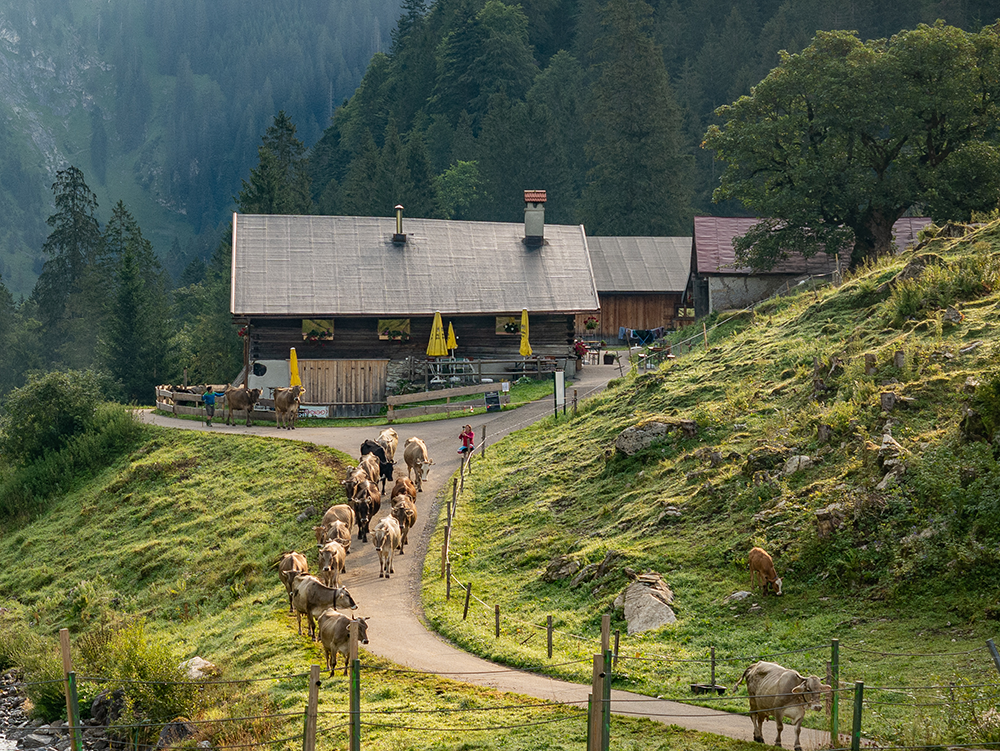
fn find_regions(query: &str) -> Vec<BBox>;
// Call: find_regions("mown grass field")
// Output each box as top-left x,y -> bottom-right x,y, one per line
422,222 -> 1000,748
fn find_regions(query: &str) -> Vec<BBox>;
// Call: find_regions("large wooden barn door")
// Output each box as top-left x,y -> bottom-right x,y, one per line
299,359 -> 389,417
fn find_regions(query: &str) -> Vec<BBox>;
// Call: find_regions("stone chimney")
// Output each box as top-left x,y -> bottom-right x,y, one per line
393,204 -> 406,244
524,190 -> 546,246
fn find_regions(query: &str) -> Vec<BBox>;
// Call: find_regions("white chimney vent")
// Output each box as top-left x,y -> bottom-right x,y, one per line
524,190 -> 546,246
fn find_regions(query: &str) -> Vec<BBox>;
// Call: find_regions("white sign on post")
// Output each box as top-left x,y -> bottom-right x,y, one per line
554,370 -> 566,412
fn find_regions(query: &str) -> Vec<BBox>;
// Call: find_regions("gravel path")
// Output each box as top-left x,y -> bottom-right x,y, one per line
2,363 -> 835,749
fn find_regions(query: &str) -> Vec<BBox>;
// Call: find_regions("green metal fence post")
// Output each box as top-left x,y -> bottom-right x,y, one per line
851,681 -> 864,751
350,658 -> 361,751
601,649 -> 612,751
66,672 -> 83,751
831,638 -> 840,747
987,639 -> 1000,677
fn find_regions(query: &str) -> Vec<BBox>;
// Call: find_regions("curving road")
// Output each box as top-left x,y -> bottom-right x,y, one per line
142,364 -> 835,749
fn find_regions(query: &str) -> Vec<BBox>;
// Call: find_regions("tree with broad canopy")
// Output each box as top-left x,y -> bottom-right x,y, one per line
703,22 -> 1000,271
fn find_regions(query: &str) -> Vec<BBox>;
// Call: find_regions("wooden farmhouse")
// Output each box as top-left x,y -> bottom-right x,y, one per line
578,236 -> 694,341
690,216 -> 931,316
230,194 -> 600,416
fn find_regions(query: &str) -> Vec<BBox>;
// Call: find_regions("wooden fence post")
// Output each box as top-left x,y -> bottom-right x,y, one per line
452,479 -> 458,514
702,322 -> 709,348
573,389 -> 578,416
482,424 -> 487,458
613,631 -> 620,670
495,605 -> 500,638
303,664 -> 320,751
441,525 -> 451,578
446,562 -> 451,599
547,616 -> 553,659
463,583 -> 472,620
602,648 -> 612,751
710,646 -> 716,688
589,654 -> 604,751
601,614 -> 610,654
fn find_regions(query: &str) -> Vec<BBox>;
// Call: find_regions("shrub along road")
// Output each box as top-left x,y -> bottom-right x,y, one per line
141,364 -> 835,749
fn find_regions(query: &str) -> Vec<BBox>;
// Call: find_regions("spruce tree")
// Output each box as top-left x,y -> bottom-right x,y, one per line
580,0 -> 692,236
236,112 -> 312,215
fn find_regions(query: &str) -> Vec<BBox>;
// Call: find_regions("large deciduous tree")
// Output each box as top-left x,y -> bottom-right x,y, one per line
703,23 -> 1000,271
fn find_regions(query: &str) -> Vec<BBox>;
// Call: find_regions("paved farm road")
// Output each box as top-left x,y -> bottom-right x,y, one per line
142,364 -> 835,749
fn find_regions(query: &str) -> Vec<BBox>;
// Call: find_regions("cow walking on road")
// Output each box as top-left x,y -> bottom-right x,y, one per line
732,661 -> 830,750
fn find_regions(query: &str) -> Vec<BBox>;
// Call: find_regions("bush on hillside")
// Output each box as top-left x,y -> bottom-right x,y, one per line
886,250 -> 1000,326
0,380 -> 145,518
0,608 -> 67,719
972,369 -> 1000,442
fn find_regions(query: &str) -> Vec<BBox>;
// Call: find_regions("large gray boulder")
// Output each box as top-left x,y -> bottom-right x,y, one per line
613,572 -> 676,635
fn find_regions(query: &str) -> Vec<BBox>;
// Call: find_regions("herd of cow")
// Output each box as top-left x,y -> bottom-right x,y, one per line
275,428 -> 436,678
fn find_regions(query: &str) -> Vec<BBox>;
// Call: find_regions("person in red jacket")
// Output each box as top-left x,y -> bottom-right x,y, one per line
458,425 -> 474,454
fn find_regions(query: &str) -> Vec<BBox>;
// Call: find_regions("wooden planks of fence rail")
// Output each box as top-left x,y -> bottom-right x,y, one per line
386,382 -> 509,422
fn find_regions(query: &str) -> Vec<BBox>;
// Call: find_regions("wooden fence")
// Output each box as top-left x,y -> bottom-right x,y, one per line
386,382 -> 510,422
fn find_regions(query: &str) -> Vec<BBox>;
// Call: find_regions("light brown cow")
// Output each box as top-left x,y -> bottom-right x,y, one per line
290,574 -> 358,640
390,477 -> 417,503
358,453 -> 381,484
223,386 -> 262,426
376,428 -> 399,463
749,546 -> 783,595
733,661 -> 830,750
342,467 -> 370,504
403,437 -> 434,492
319,504 -> 356,531
317,541 -> 346,587
371,515 -> 401,578
317,609 -> 370,676
274,385 -> 305,429
390,496 -> 417,553
320,519 -> 352,557
277,552 -> 308,613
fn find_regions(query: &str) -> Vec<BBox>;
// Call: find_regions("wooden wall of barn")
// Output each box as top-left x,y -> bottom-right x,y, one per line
248,314 -> 576,361
575,294 -> 691,340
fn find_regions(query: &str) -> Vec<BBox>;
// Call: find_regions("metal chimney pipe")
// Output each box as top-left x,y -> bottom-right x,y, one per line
393,204 -> 406,243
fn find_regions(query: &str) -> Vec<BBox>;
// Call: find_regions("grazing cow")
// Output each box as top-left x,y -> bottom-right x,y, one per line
376,428 -> 399,463
290,574 -> 358,640
372,515 -> 401,578
390,477 -> 417,503
732,661 -> 830,750
390,496 -> 417,553
317,541 -> 347,588
277,552 -> 308,613
317,609 -> 370,676
274,385 -> 306,429
403,437 -> 434,493
342,467 -> 370,504
223,386 -> 262,426
749,547 -> 783,596
351,480 -> 382,542
319,520 -> 352,557
360,439 -> 394,493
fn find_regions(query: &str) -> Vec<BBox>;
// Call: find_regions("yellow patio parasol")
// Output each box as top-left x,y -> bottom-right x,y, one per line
446,321 -> 457,356
519,309 -> 532,357
427,312 -> 449,357
289,348 -> 302,387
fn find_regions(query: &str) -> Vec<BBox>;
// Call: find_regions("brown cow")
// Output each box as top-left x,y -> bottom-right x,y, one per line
274,385 -> 306,429
390,477 -> 417,503
733,661 -> 830,750
277,552 -> 308,613
403,437 -> 434,492
371,515 -> 401,578
319,520 -> 352,557
390,496 -> 417,554
352,479 -> 382,542
290,574 -> 358,640
749,547 -> 783,595
342,467 -> 369,504
317,609 -> 370,676
317,541 -> 346,587
376,428 -> 399,463
358,453 -> 381,484
223,385 -> 262,426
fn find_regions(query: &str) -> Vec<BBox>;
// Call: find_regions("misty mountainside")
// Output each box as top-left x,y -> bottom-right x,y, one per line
0,0 -> 400,297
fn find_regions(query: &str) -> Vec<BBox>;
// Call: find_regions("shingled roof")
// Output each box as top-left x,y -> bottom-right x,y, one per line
588,236 -> 691,293
693,216 -> 932,276
231,213 -> 600,317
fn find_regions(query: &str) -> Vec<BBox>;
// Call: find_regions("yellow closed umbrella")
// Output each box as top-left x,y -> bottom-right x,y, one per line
446,322 -> 457,356
427,312 -> 449,357
519,309 -> 532,357
289,348 -> 302,387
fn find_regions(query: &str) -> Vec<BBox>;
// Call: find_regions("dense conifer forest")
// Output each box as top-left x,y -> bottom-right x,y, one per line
0,0 -> 997,399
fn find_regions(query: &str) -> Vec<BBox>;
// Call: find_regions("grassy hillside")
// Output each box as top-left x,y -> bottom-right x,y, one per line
421,221 -> 1000,747
0,428 -> 761,751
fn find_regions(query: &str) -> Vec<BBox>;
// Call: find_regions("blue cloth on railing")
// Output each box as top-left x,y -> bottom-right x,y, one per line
619,326 -> 627,341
